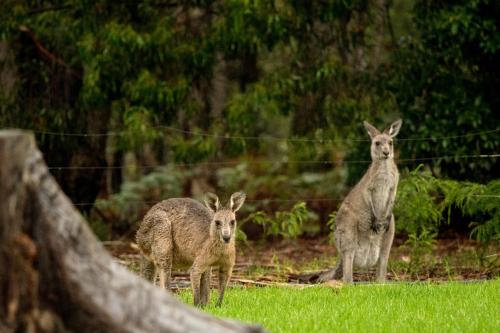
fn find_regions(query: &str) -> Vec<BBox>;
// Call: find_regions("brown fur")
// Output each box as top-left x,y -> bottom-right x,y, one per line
319,119 -> 402,283
136,192 -> 246,306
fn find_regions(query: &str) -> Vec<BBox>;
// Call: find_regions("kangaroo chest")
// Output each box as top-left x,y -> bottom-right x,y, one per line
369,168 -> 397,218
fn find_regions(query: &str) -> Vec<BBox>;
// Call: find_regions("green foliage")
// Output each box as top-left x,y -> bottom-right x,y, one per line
244,202 -> 314,239
120,105 -> 162,150
218,160 -> 346,235
87,219 -> 111,241
1,0 -> 498,173
403,228 -> 438,275
1,0 -> 499,242
95,165 -> 189,230
170,134 -> 218,163
326,211 -> 337,244
394,166 -> 443,235
216,161 -> 347,203
395,166 -> 500,244
94,160 -> 341,237
382,0 -> 500,181
470,220 -> 500,245
95,161 -> 500,244
444,179 -> 500,244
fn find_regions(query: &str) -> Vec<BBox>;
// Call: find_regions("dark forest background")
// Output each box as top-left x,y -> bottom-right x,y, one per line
1,0 -> 499,244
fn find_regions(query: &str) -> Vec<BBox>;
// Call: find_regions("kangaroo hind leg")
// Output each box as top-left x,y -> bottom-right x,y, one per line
152,217 -> 173,290
376,214 -> 395,283
139,253 -> 155,282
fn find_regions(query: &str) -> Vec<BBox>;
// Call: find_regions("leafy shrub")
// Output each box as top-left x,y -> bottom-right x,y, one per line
94,160 -> 499,246
215,161 -> 347,207
382,0 -> 500,182
241,202 -> 317,239
326,211 -> 337,244
394,166 -> 443,235
94,165 -> 189,232
396,166 -> 500,245
402,228 -> 438,275
445,179 -> 500,244
87,219 -> 111,241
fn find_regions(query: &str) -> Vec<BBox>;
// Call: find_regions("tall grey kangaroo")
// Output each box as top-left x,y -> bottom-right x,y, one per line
319,119 -> 402,283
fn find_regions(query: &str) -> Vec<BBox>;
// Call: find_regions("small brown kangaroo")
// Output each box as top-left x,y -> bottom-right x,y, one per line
135,191 -> 246,307
319,119 -> 402,283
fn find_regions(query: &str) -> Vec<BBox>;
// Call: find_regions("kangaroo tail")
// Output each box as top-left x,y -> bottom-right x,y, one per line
293,259 -> 342,284
332,260 -> 343,279
317,260 -> 342,283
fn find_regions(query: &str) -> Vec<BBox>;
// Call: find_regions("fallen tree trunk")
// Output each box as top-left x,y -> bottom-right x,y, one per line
0,130 -> 265,333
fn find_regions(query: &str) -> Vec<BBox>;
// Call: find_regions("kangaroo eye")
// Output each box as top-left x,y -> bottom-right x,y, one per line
375,141 -> 381,146
215,220 -> 222,227
230,220 -> 236,226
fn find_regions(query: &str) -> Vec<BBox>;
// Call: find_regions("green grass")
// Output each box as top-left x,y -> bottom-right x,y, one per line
179,280 -> 500,333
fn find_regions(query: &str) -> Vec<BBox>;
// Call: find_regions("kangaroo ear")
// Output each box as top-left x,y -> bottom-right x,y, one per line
204,192 -> 220,212
384,119 -> 402,137
229,192 -> 246,213
363,121 -> 381,139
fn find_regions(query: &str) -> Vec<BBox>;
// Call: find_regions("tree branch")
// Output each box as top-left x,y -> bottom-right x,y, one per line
19,25 -> 81,78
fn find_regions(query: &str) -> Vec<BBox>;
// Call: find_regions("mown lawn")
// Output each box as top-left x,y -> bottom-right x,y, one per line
179,280 -> 500,333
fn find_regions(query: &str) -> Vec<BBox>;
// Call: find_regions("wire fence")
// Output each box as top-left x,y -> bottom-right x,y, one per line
74,194 -> 500,208
75,198 -> 347,207
15,125 -> 500,143
46,153 -> 500,170
7,126 -> 498,207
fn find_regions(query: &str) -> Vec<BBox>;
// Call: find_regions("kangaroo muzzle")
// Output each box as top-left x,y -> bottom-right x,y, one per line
221,227 -> 231,243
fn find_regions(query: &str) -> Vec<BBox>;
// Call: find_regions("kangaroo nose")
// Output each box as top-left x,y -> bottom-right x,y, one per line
383,151 -> 389,157
222,235 -> 231,243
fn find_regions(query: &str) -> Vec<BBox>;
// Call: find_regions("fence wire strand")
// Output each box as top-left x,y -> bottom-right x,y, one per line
47,153 -> 500,170
7,126 -> 496,207
14,125 -> 500,143
71,194 -> 500,207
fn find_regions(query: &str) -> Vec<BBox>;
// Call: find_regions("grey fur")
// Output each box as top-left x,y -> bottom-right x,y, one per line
136,191 -> 246,306
319,119 -> 402,283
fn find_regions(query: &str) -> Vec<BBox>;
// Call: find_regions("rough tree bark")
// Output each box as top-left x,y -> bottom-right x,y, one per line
0,130 -> 265,333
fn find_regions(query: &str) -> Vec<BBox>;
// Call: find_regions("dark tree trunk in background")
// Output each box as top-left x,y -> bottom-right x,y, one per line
46,107 -> 110,213
371,0 -> 388,69
0,130 -> 266,333
11,28 -> 109,214
106,148 -> 124,195
38,111 -> 109,215
237,51 -> 259,92
0,42 -> 17,100
291,92 -> 317,136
